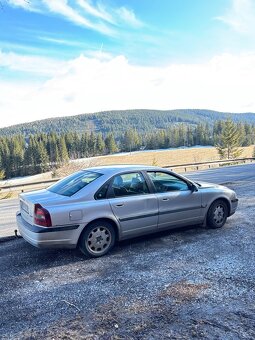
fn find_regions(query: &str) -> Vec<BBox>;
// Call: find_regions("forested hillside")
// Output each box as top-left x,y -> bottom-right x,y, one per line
1,109 -> 255,137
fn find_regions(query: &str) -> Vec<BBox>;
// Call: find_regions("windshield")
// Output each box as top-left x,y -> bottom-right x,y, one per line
48,170 -> 102,197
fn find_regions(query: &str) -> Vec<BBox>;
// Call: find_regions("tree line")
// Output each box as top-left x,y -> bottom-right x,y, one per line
0,120 -> 254,179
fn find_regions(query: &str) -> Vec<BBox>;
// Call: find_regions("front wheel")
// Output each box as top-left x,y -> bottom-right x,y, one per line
207,200 -> 228,229
79,221 -> 115,258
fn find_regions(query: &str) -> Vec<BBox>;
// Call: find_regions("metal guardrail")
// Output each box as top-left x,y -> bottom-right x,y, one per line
163,157 -> 255,172
0,178 -> 61,190
0,157 -> 254,193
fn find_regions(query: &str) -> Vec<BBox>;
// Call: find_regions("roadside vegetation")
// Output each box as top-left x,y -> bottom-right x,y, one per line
0,118 -> 254,179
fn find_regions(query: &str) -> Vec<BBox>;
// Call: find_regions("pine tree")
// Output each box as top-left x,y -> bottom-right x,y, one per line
187,126 -> 194,146
23,136 -> 38,175
72,132 -> 80,158
88,132 -> 97,156
105,133 -> 118,154
48,135 -> 61,166
216,119 -> 243,159
80,133 -> 89,157
0,138 -> 11,178
58,136 -> 69,164
9,135 -> 25,176
96,133 -> 105,155
121,129 -> 141,151
37,142 -> 50,173
65,132 -> 74,158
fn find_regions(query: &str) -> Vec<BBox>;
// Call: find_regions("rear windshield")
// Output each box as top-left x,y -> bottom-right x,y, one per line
48,171 -> 102,197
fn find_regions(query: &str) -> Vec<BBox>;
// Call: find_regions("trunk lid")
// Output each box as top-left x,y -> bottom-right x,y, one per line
19,189 -> 66,225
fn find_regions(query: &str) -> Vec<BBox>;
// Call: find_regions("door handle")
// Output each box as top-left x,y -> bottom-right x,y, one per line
162,198 -> 169,201
116,203 -> 124,207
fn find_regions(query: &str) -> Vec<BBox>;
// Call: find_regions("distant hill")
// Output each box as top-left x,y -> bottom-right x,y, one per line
1,109 -> 255,137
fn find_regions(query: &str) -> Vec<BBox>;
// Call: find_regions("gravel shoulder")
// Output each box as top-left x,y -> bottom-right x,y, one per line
0,180 -> 255,339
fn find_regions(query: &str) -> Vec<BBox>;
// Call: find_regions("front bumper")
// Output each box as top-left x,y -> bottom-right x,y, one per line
229,198 -> 238,216
16,213 -> 80,249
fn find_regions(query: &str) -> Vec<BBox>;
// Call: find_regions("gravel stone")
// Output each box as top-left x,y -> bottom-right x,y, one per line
0,180 -> 254,339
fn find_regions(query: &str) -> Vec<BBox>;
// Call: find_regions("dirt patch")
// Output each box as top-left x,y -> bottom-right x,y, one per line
160,281 -> 210,302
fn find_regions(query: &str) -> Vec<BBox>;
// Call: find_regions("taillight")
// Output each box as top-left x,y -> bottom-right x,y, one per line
34,204 -> 52,227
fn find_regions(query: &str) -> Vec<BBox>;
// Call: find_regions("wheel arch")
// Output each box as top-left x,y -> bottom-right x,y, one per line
78,217 -> 120,245
208,197 -> 231,217
202,196 -> 231,227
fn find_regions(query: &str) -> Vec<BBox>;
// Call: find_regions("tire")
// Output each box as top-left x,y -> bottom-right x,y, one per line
206,200 -> 228,229
79,221 -> 115,258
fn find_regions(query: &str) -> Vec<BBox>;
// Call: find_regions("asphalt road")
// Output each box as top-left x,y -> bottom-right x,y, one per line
0,198 -> 19,237
0,163 -> 254,238
186,162 -> 255,184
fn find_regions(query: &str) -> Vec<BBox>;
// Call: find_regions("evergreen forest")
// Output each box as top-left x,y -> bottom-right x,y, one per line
0,118 -> 255,179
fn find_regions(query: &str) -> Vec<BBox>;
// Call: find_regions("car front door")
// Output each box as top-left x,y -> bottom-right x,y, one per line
108,172 -> 158,238
146,171 -> 203,229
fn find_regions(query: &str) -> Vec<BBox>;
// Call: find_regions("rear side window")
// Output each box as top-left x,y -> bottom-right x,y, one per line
111,172 -> 149,197
95,182 -> 110,200
48,171 -> 102,197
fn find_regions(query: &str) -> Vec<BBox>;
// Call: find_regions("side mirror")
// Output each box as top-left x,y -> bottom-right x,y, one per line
189,183 -> 198,192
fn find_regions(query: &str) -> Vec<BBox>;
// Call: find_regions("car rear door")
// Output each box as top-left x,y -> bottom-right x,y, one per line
146,171 -> 203,229
108,172 -> 158,238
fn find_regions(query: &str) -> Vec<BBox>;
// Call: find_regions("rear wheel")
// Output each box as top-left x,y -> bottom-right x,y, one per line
79,221 -> 115,258
207,200 -> 228,229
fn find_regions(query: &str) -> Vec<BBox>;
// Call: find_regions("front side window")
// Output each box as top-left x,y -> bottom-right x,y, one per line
111,172 -> 149,197
48,170 -> 102,197
147,172 -> 189,193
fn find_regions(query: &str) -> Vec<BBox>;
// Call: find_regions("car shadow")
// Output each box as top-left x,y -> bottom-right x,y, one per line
1,223 -> 213,281
114,224 -> 206,252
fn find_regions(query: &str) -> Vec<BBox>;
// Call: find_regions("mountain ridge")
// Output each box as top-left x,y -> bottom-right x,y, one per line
1,109 -> 255,137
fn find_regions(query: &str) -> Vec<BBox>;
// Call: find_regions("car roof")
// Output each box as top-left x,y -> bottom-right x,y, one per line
83,165 -> 163,176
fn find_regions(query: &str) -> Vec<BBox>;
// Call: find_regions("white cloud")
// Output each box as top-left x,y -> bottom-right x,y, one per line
38,36 -> 84,46
0,50 -> 66,76
8,0 -> 30,9
115,7 -> 143,28
42,0 -> 115,36
216,0 -> 255,33
7,0 -> 144,37
1,52 -> 255,128
76,0 -> 114,24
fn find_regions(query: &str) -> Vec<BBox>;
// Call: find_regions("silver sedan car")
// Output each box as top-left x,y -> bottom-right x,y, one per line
17,165 -> 238,257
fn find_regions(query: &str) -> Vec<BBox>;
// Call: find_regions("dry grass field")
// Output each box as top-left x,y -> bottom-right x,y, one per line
57,145 -> 254,177
88,145 -> 254,167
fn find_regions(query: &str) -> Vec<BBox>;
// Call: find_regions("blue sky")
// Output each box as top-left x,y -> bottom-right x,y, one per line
1,0 -> 255,127
0,0 -> 235,65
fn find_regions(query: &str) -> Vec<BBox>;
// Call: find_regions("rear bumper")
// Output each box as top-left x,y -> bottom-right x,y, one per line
16,213 -> 80,248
